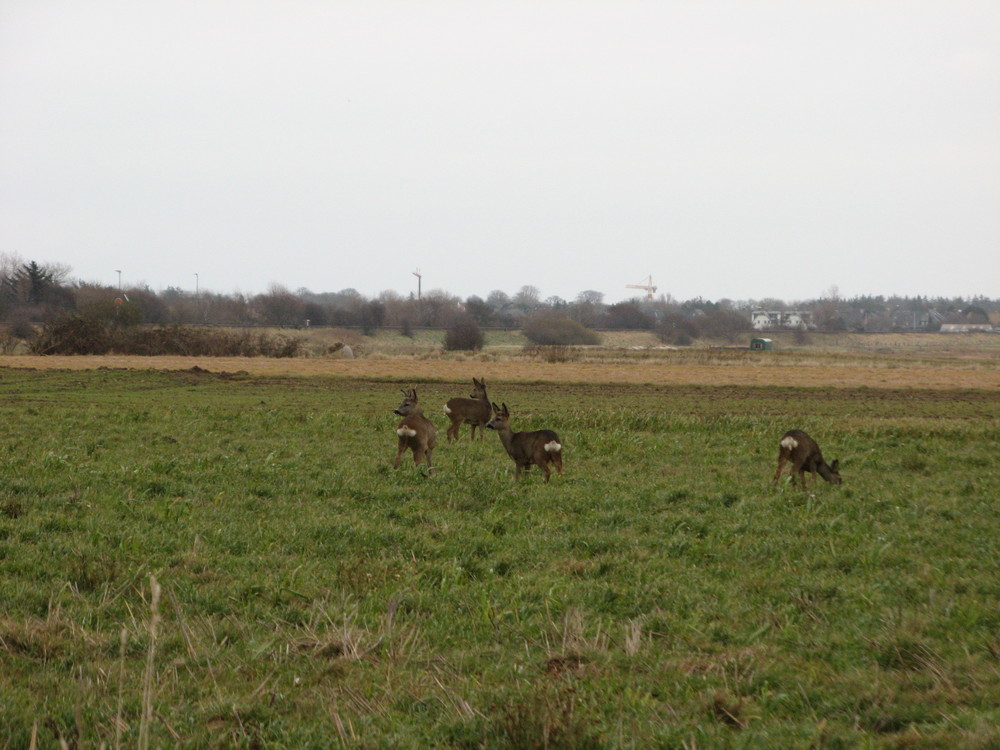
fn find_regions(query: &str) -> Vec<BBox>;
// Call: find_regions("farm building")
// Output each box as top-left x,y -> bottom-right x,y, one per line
750,337 -> 773,350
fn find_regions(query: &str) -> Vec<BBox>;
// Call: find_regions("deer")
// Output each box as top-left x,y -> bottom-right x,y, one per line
443,377 -> 492,442
392,387 -> 437,472
773,429 -> 841,488
486,402 -> 563,482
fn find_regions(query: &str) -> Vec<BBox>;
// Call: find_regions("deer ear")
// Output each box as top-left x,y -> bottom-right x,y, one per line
501,402 -> 509,415
831,459 -> 840,471
491,402 -> 500,412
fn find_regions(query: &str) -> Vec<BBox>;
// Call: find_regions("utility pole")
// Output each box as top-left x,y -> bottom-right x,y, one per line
115,269 -> 122,291
412,269 -> 422,300
194,273 -> 199,297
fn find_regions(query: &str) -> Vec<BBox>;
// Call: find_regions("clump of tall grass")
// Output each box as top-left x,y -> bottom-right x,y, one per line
138,576 -> 161,750
521,345 -> 583,363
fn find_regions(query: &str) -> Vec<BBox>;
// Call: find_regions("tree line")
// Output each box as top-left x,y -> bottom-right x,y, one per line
2,255 -> 996,342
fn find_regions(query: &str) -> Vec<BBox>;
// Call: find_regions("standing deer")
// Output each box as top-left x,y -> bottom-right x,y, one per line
393,388 -> 436,472
443,377 -> 491,442
773,430 -> 841,488
486,402 -> 563,482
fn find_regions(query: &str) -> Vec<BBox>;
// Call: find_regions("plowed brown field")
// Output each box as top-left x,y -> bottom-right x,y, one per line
2,354 -> 997,390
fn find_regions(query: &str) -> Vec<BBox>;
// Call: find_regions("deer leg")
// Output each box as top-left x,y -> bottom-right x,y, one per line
803,460 -> 817,488
412,447 -> 425,466
393,441 -> 407,469
788,458 -> 806,488
773,454 -> 787,483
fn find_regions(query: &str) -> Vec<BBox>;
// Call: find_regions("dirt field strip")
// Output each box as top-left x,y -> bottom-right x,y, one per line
2,355 -> 998,390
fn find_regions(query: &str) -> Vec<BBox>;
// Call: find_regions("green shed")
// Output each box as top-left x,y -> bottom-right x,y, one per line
750,338 -> 773,351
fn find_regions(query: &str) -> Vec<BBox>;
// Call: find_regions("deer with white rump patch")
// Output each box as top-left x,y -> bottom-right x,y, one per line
393,388 -> 437,472
443,377 -> 491,442
486,402 -> 563,482
773,429 -> 841,488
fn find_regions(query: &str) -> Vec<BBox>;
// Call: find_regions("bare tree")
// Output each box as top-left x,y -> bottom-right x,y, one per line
569,290 -> 605,327
513,285 -> 541,314
254,284 -> 305,327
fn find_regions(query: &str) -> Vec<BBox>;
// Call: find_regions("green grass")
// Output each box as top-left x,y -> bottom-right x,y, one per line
1,367 -> 998,748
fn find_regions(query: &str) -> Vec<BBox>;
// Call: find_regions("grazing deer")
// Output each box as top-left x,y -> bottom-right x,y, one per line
773,430 -> 841,488
486,402 -> 563,482
393,388 -> 437,472
443,377 -> 492,442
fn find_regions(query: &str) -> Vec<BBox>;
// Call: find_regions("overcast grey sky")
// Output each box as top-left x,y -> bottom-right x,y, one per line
2,1 -> 998,304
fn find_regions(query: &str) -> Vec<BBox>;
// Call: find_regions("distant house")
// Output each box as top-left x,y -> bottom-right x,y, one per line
940,323 -> 993,333
750,310 -> 812,330
939,310 -> 993,333
890,310 -> 933,330
751,310 -> 782,330
783,311 -> 811,330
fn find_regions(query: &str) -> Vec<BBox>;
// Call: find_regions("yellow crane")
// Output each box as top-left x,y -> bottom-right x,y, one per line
626,275 -> 657,301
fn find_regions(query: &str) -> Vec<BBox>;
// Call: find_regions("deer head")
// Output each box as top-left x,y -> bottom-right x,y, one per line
394,388 -> 420,417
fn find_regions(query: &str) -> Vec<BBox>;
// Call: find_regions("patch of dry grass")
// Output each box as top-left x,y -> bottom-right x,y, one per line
2,331 -> 998,390
2,350 -> 998,390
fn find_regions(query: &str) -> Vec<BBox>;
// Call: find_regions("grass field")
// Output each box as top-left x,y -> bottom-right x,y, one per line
1,355 -> 999,748
2,331 -> 1000,393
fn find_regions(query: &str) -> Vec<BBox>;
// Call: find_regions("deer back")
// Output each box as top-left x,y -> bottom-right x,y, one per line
779,429 -> 819,461
779,429 -> 840,484
488,402 -> 561,463
510,429 -> 562,463
444,377 -> 491,422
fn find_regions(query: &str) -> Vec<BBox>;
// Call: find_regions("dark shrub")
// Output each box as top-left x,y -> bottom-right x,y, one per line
31,315 -> 113,354
444,316 -> 484,351
655,313 -> 700,346
604,302 -> 654,329
696,310 -> 752,342
6,315 -> 36,340
522,316 -> 601,346
30,317 -> 301,357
